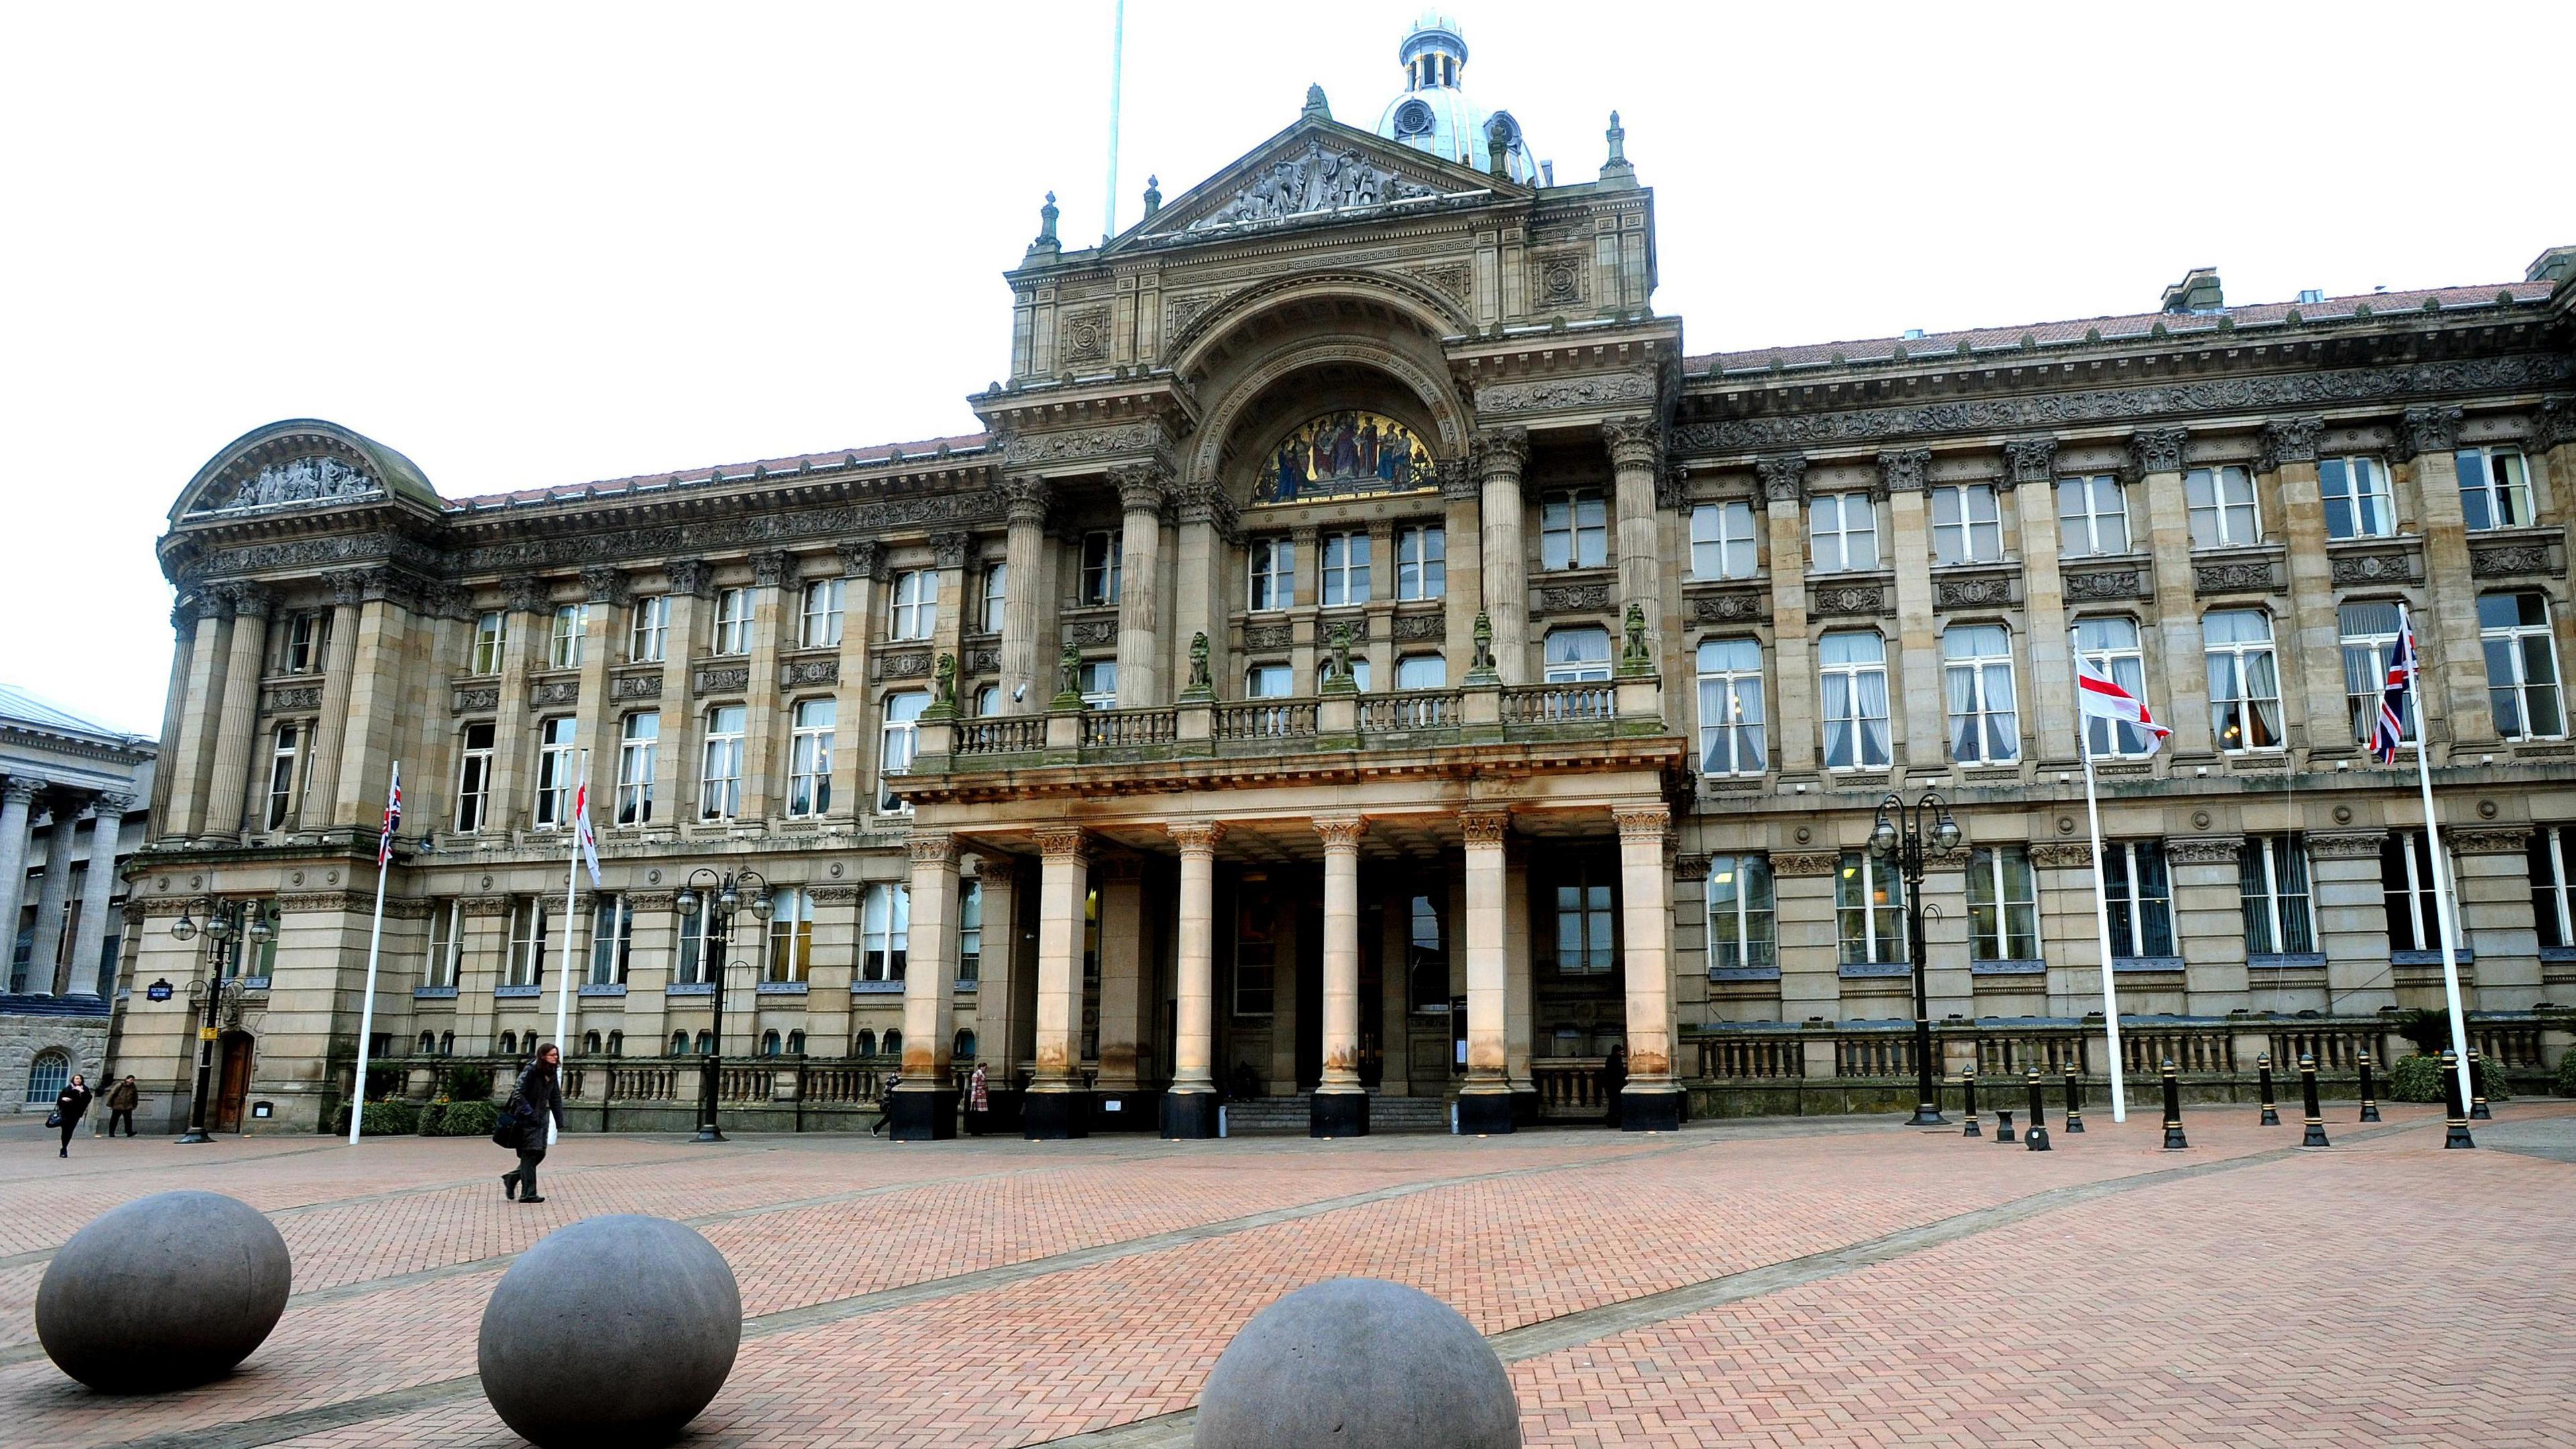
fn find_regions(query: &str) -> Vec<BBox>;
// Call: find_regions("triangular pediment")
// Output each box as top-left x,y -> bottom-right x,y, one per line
1110,115 -> 1532,254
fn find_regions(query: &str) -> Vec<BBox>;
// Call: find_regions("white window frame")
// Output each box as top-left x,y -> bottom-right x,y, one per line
533,715 -> 577,828
879,691 -> 928,813
1077,660 -> 1118,711
264,722 -> 302,830
959,879 -> 983,982
2102,841 -> 2174,959
1704,853 -> 1775,973
1819,630 -> 1892,769
1930,483 -> 2003,566
765,887 -> 813,983
1835,851 -> 1907,965
1542,626 -> 1613,684
506,898 -> 549,987
615,711 -> 657,826
2055,474 -> 2130,557
2338,602 -> 2414,751
861,881 -> 910,981
700,704 -> 746,820
1081,530 -> 1123,606
2203,609 -> 2285,753
629,595 -> 669,663
2318,455 -> 2396,540
1394,653 -> 1446,690
980,564 -> 1008,633
674,906 -> 713,985
1695,637 -> 1767,776
1966,845 -> 2039,961
2382,830 -> 2465,954
2186,465 -> 2263,548
2241,835 -> 2314,955
281,610 -> 327,674
1540,490 -> 1609,571
2479,590 -> 2565,741
712,588 -> 753,656
1245,663 -> 1293,698
801,578 -> 845,648
2529,826 -> 2576,950
1247,537 -> 1295,611
1554,871 -> 1615,973
890,570 -> 936,642
548,603 -> 586,670
2076,616 -> 2155,757
1941,623 -> 2021,765
589,894 -> 631,985
1809,492 -> 1880,573
423,899 -> 461,988
455,721 -> 495,833
472,612 -> 507,675
1690,500 -> 1759,580
1396,525 -> 1445,599
1320,531 -> 1372,606
2457,446 -> 2533,532
787,698 -> 834,818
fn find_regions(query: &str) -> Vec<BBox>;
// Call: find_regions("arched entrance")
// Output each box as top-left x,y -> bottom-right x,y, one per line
213,1031 -> 255,1132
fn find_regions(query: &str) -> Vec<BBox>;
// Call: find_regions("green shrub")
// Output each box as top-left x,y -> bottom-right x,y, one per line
415,1101 -> 449,1136
2385,1052 -> 2512,1104
446,1065 -> 494,1102
329,1099 -> 423,1136
432,1099 -> 500,1138
2558,1050 -> 2576,1098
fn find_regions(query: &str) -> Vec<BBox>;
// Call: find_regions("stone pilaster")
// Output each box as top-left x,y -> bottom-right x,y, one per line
971,857 -> 1024,1081
484,576 -> 546,835
163,592 -> 229,841
999,477 -> 1049,714
66,795 -> 127,997
1758,456 -> 1818,777
1880,449 -> 1942,771
201,582 -> 272,841
0,777 -> 42,973
149,602 -> 191,835
1768,850 -> 1843,1027
2453,824 -> 2542,1010
1474,429 -> 1531,684
2167,837 -> 2250,1012
2004,438 -> 2077,763
300,573 -> 366,829
331,572 -> 419,831
1456,809 -> 1513,1132
2395,406 -> 2492,749
739,550 -> 794,821
2264,417 -> 2346,757
23,801 -> 76,994
2133,429 -> 2214,757
1112,464 -> 1169,707
654,561 -> 711,830
575,566 -> 628,818
1615,805 -> 1680,1128
2308,830 -> 2393,1015
828,542 -> 884,820
1605,417 -> 1664,656
1440,458 -> 1483,682
1169,479 -> 1236,704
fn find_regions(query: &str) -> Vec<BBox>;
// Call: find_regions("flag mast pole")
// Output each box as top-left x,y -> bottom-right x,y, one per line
553,750 -> 586,1056
2398,603 -> 2475,1110
350,761 -> 397,1146
2072,631 -> 2128,1123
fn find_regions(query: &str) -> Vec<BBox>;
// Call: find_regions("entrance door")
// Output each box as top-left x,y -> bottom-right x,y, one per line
214,1032 -> 254,1131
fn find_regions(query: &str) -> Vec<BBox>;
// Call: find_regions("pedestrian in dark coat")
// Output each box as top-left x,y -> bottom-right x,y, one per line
499,1044 -> 566,1203
54,1074 -> 93,1157
104,1075 -> 139,1137
1601,1044 -> 1628,1128
870,1072 -> 901,1136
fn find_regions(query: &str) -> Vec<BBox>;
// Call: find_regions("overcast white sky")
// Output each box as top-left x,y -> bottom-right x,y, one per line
5,1 -> 2570,735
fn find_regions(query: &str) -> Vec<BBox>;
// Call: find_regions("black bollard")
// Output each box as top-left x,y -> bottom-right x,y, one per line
2161,1058 -> 2188,1150
2256,1052 -> 2279,1126
2023,1068 -> 2051,1151
2061,1063 -> 2084,1134
1994,1108 -> 2016,1144
2440,1049 -> 2476,1149
2357,1049 -> 2381,1124
2298,1053 -> 2328,1148
1960,1067 -> 1981,1138
2467,1048 -> 2493,1121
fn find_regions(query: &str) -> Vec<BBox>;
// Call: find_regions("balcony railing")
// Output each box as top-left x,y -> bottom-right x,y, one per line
1081,707 -> 1179,748
1358,690 -> 1460,731
1501,682 -> 1617,724
953,716 -> 1045,756
1215,700 -> 1318,741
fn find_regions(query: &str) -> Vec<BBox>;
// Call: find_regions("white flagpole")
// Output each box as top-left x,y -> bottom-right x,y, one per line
350,761 -> 396,1146
2398,604 -> 2475,1109
1101,0 -> 1125,241
2072,631 -> 2128,1123
553,750 -> 587,1056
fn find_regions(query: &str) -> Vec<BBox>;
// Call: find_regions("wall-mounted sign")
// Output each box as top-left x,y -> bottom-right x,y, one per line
1256,411 -> 1435,504
146,980 -> 174,1002
250,1100 -> 274,1120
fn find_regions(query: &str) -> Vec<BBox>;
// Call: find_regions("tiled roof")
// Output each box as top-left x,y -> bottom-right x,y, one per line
0,684 -> 153,747
1686,281 -> 2560,376
439,432 -> 994,512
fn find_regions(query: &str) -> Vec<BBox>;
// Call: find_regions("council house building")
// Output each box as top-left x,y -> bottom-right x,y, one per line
121,16 -> 2576,1138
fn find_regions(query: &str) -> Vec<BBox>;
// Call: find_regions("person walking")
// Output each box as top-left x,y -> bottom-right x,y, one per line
498,1044 -> 566,1203
103,1075 -> 139,1138
52,1073 -> 93,1157
869,1071 -> 900,1137
1600,1044 -> 1628,1129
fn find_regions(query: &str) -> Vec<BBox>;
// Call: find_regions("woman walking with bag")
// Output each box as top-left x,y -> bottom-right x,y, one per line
51,1073 -> 93,1158
497,1044 -> 566,1203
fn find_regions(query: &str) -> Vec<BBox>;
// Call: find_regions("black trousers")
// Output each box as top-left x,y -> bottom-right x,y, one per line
107,1109 -> 134,1136
510,1146 -> 547,1197
58,1116 -> 83,1150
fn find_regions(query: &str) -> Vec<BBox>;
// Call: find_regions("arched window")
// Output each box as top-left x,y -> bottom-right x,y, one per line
606,1030 -> 624,1057
694,1030 -> 713,1054
499,1030 -> 519,1057
760,1030 -> 782,1057
417,1031 -> 435,1055
24,1049 -> 70,1106
853,1028 -> 878,1058
439,1031 -> 455,1057
881,1029 -> 903,1061
671,1031 -> 690,1055
786,1030 -> 805,1055
953,1028 -> 977,1061
582,1030 -> 602,1056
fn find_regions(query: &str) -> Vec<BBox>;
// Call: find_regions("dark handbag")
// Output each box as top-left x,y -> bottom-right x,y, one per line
492,1090 -> 530,1148
45,1111 -> 62,1128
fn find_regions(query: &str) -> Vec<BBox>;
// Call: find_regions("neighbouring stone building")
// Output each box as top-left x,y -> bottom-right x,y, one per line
2,684 -> 154,1112
122,16 -> 2575,1137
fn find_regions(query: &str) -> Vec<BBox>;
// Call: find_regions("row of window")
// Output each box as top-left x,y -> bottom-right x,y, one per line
1685,592 -> 2567,777
416,881 -> 979,988
468,572 -> 971,678
411,1027 -> 966,1061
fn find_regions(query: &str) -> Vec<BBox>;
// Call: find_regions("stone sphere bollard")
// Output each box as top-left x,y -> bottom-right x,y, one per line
1196,1277 -> 1519,1448
478,1215 -> 741,1448
36,1190 -> 292,1393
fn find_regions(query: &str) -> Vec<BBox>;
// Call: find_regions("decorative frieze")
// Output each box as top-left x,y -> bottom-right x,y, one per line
1002,421 -> 1171,468
2470,540 -> 2559,579
2164,837 -> 2245,865
1768,851 -> 1841,877
1478,372 -> 1657,416
966,647 -> 1002,674
2330,547 -> 2420,587
694,665 -> 752,697
781,658 -> 841,688
1933,571 -> 2018,610
1065,620 -> 1118,647
262,686 -> 323,713
1391,612 -> 1444,641
874,649 -> 934,681
2451,826 -> 2537,855
1536,582 -> 1611,614
2194,558 -> 2280,596
2027,841 -> 2093,869
531,680 -> 580,707
1810,582 -> 1892,618
1691,590 -> 1768,625
2063,568 -> 2151,603
1243,624 -> 1293,651
2305,831 -> 2387,860
610,674 -> 663,701
452,686 -> 500,714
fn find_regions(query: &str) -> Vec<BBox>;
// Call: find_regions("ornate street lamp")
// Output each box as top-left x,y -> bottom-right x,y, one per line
676,867 -> 769,1144
169,898 -> 272,1144
1869,790 -> 1963,1127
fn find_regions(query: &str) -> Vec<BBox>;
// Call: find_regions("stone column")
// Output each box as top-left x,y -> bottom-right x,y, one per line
575,566 -> 628,807
654,561 -> 711,830
1503,846 -> 1534,1099
1000,477 -> 1050,714
893,833 -> 960,1140
1614,805 -> 1682,1128
1169,480 -> 1234,702
827,544 -> 883,820
2453,825 -> 2543,1011
1606,417 -> 1665,654
201,582 -> 272,841
484,576 -> 546,835
2308,832 -> 2393,1016
24,800 -> 76,994
1026,826 -> 1091,1138
2167,837 -> 2250,1013
1163,824 -> 1222,1138
1758,456 -> 1819,777
0,777 -> 41,973
2255,418 -> 2348,758
2133,429 -> 2214,757
1093,855 -> 1148,1097
299,574 -> 367,830
331,572 -> 419,829
972,857 -> 1023,1081
149,602 -> 192,834
2004,439 -> 2078,764
66,795 -> 127,997
739,551 -> 794,821
1312,816 -> 1368,1136
1112,464 -> 1169,707
163,593 -> 230,841
1440,458 -> 1485,677
2396,406 -> 2494,747
1457,809 -> 1513,1133
1880,450 -> 1944,773
1474,429 -> 1531,684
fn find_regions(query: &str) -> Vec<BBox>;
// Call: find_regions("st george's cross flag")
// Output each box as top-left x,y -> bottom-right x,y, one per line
2077,655 -> 2171,755
2371,617 -> 2420,765
572,778 -> 602,888
377,765 -> 402,866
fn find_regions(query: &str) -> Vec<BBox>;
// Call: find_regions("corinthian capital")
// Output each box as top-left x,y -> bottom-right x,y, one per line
1754,454 -> 1808,504
2000,437 -> 2058,490
1169,820 -> 1227,856
1436,455 -> 1481,501
1603,416 -> 1662,471
221,581 -> 274,619
1111,462 -> 1171,515
1876,447 -> 1932,495
1471,428 -> 1529,481
1313,816 -> 1367,852
2394,405 -> 2464,462
2257,417 -> 2324,474
2126,427 -> 2187,480
999,474 -> 1051,527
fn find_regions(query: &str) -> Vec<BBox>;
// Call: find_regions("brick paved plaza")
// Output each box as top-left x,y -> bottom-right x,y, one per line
5,1104 -> 2571,1448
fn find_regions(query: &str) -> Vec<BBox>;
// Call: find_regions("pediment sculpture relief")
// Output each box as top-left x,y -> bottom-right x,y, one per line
1190,139 -> 1441,231
210,455 -> 380,512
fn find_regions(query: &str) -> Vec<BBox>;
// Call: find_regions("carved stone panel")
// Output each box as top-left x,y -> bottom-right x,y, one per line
1478,372 -> 1657,417
966,647 -> 1002,674
2062,568 -> 2150,603
1391,613 -> 1444,641
873,650 -> 934,682
2329,547 -> 2422,587
1809,582 -> 1892,619
2470,540 -> 2560,579
611,674 -> 663,701
1534,582 -> 1611,614
1933,571 -> 2019,610
531,680 -> 580,707
1690,590 -> 1768,625
694,665 -> 751,697
262,686 -> 323,714
1066,620 -> 1118,647
1242,624 -> 1293,651
451,687 -> 500,714
2192,558 -> 2281,596
781,658 -> 841,688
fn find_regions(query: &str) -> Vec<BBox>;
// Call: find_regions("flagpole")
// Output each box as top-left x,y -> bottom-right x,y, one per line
553,751 -> 586,1055
349,761 -> 396,1146
2072,631 -> 2128,1123
2398,604 -> 2475,1110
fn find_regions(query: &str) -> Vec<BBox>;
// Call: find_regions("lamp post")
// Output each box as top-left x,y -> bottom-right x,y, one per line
168,898 -> 272,1144
1869,790 -> 1962,1126
676,867 -> 769,1144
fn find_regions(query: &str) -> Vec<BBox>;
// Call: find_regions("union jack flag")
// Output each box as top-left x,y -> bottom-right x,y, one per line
378,764 -> 402,866
2371,619 -> 2418,765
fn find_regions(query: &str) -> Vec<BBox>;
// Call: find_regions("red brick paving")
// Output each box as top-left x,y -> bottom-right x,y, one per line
2,1102 -> 2565,1448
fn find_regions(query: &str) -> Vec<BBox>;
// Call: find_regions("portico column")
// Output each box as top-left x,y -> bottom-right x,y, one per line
1000,477 -> 1050,714
67,794 -> 127,997
24,800 -> 76,995
1169,480 -> 1235,699
1474,430 -> 1531,684
0,778 -> 42,975
1440,458 -> 1485,676
162,594 -> 228,841
1163,820 -> 1224,1138
299,573 -> 366,830
1615,805 -> 1684,1131
1605,417 -> 1665,653
1112,464 -> 1169,707
893,833 -> 961,1140
1312,816 -> 1368,1137
1026,825 -> 1091,1138
201,582 -> 272,841
1457,808 -> 1514,1134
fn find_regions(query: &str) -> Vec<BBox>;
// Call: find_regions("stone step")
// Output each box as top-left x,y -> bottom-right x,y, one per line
1220,1093 -> 1452,1135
